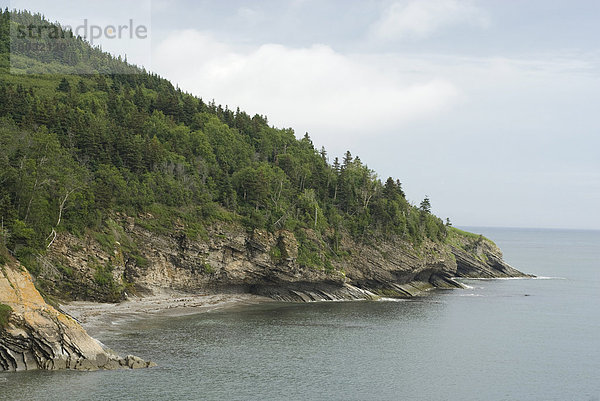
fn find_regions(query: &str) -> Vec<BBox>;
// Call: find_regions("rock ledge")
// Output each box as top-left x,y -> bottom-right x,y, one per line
0,259 -> 155,372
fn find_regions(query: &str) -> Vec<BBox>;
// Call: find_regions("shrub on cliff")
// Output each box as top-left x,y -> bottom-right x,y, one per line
0,303 -> 12,329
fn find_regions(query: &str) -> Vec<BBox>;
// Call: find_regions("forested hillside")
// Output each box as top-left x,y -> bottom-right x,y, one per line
0,10 -> 450,292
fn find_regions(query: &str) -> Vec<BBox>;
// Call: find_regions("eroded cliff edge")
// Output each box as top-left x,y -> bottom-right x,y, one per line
0,258 -> 156,372
35,214 -> 529,303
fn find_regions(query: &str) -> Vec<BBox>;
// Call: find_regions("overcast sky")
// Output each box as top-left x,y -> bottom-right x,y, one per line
7,0 -> 600,230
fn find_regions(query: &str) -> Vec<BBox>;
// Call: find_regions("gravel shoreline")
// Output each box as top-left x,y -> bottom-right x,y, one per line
60,290 -> 271,335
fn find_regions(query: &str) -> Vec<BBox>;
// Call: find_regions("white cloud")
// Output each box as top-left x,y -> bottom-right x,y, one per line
370,0 -> 489,41
233,6 -> 264,25
152,30 -> 460,139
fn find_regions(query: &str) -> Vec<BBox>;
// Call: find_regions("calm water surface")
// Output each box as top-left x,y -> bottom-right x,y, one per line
2,227 -> 599,400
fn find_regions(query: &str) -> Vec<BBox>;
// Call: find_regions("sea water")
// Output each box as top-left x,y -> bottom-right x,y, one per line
2,227 -> 599,401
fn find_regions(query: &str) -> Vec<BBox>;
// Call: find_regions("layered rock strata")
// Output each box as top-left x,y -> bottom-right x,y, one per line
39,216 -> 528,303
0,260 -> 155,372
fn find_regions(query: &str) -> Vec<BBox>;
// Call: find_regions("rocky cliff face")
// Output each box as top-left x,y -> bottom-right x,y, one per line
37,215 -> 527,303
0,259 -> 155,372
451,237 -> 526,278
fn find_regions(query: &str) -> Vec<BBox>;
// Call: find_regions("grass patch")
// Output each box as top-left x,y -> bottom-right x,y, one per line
93,230 -> 116,253
202,261 -> 214,274
0,303 -> 12,329
92,217 -> 142,258
446,227 -> 495,263
93,262 -> 114,287
55,260 -> 74,278
132,254 -> 149,268
447,227 -> 490,242
0,242 -> 8,265
323,257 -> 334,272
70,244 -> 84,252
446,227 -> 492,249
92,261 -> 127,301
184,222 -> 208,241
18,254 -> 40,276
296,242 -> 323,269
135,204 -> 176,235
295,237 -> 334,272
269,245 -> 283,263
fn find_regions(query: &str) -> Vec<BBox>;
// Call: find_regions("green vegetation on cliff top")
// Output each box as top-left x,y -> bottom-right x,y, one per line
0,10 -> 468,281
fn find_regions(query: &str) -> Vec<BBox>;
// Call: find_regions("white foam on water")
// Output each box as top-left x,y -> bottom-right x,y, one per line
533,276 -> 567,280
377,297 -> 407,302
466,277 -> 530,281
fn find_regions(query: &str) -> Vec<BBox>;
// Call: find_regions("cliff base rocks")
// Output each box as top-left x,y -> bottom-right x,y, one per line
0,259 -> 156,372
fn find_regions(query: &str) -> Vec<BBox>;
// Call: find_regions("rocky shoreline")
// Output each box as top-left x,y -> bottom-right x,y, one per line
60,291 -> 271,336
55,280 -> 450,338
0,260 -> 155,372
1,221 -> 531,372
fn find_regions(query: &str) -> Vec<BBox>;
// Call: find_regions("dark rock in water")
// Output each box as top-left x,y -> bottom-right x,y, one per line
123,355 -> 157,369
0,260 -> 155,372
